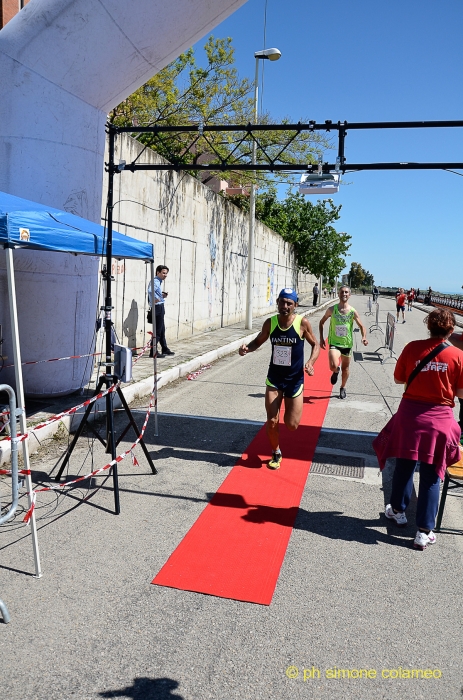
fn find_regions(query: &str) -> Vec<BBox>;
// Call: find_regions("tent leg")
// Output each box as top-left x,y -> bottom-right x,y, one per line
5,247 -> 42,578
150,261 -> 158,437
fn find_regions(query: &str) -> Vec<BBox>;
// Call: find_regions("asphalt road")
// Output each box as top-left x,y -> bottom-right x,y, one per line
1,295 -> 463,700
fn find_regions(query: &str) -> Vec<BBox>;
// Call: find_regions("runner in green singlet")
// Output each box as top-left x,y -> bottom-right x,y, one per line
319,286 -> 368,399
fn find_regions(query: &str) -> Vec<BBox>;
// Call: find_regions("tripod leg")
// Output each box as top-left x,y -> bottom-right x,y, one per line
85,422 -> 107,447
106,391 -> 120,515
116,388 -> 157,474
55,378 -> 106,481
115,422 -> 132,447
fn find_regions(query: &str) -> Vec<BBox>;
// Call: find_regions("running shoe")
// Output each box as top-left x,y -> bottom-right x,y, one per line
339,387 -> 347,399
268,451 -> 282,470
413,530 -> 436,550
385,504 -> 407,526
330,369 -> 340,385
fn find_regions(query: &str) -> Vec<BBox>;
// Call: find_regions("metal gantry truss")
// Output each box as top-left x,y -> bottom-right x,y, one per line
108,120 -> 463,175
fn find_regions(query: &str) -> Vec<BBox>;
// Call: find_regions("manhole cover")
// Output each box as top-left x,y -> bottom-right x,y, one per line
310,453 -> 365,478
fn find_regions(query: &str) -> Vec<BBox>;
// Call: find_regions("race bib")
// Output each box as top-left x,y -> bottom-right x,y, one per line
335,325 -> 348,338
273,346 -> 292,366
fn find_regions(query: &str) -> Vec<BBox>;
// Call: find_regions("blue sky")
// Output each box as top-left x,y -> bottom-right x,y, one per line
193,0 -> 463,292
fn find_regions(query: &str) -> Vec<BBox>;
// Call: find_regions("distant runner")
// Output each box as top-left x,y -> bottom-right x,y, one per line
239,288 -> 320,470
396,287 -> 407,323
319,286 -> 368,400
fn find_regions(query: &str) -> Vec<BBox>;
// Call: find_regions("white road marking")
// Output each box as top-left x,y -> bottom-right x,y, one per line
328,400 -> 386,413
320,427 -> 378,437
149,411 -> 264,426
136,411 -> 381,437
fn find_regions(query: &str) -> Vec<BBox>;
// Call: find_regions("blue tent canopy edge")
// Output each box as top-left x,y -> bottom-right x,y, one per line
0,191 -> 154,261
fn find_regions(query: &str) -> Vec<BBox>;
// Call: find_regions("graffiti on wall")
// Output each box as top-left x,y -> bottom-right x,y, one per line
204,229 -> 219,319
63,189 -> 89,218
266,263 -> 275,306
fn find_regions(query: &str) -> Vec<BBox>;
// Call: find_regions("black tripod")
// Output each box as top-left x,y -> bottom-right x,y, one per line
55,366 -> 157,514
55,127 -> 157,513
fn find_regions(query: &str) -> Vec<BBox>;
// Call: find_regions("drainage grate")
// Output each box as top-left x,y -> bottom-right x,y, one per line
310,453 -> 365,478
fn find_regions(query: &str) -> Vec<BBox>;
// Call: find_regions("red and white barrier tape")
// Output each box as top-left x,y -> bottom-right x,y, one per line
133,334 -> 153,365
1,334 -> 153,371
2,352 -> 101,370
0,381 -> 120,444
187,364 -> 212,380
0,468 -> 31,476
0,333 -> 157,524
21,386 -> 156,524
0,335 -> 154,434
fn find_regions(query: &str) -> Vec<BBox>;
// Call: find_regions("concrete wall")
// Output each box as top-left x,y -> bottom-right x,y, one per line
0,0 -> 246,395
105,134 -> 318,350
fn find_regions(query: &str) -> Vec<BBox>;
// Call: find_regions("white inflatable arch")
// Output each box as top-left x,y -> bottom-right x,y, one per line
0,0 -> 246,395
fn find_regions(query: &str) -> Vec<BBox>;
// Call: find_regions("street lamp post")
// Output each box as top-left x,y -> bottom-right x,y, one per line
245,48 -> 281,330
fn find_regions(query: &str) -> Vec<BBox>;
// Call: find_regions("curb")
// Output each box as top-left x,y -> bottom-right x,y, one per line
0,299 -> 333,466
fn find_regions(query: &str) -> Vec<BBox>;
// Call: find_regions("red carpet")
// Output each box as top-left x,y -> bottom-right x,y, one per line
152,349 -> 333,605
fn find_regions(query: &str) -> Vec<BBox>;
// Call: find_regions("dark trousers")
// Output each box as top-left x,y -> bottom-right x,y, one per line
390,458 -> 441,531
313,294 -> 318,306
155,304 -> 167,351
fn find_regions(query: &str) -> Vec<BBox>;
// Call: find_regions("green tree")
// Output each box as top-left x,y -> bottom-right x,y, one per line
110,36 -> 330,188
363,270 -> 374,287
348,262 -> 372,288
110,38 -> 251,132
255,189 -> 351,279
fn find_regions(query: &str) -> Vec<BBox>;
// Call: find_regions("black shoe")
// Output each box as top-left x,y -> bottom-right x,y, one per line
340,387 -> 347,399
162,348 -> 175,356
330,369 -> 340,385
156,352 -> 166,359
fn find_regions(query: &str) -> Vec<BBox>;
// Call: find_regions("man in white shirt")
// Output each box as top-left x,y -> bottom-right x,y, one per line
147,265 -> 175,358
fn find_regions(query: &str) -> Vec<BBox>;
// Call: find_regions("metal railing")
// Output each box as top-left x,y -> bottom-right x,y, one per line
416,293 -> 463,312
377,290 -> 463,311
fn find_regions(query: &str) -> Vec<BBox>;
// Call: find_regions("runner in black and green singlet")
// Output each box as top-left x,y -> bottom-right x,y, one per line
239,288 -> 319,470
319,286 -> 368,400
266,313 -> 306,398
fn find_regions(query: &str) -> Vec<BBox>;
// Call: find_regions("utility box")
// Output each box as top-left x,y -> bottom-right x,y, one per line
114,345 -> 133,383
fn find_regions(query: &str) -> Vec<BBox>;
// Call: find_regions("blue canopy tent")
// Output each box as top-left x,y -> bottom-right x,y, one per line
0,190 -> 155,577
0,190 -> 154,260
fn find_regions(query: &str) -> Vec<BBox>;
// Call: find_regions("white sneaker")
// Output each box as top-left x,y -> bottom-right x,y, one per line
413,530 -> 436,550
385,504 -> 407,526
